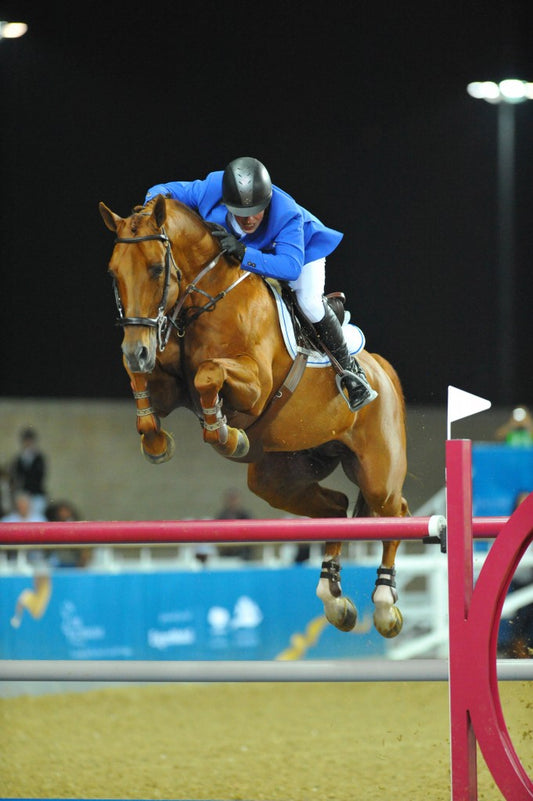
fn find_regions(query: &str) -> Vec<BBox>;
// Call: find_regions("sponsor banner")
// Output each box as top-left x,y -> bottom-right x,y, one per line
1,566 -> 385,660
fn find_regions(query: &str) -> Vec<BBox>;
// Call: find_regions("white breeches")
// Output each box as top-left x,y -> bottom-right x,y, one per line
289,257 -> 326,323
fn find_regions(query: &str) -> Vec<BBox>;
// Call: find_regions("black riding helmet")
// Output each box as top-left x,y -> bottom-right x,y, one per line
222,157 -> 272,216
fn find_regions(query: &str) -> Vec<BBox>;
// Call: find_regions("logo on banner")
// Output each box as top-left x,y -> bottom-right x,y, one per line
60,600 -> 106,648
207,595 -> 263,649
148,627 -> 196,650
208,596 -> 263,633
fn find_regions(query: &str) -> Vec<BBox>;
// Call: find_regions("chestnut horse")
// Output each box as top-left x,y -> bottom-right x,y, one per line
99,195 -> 409,637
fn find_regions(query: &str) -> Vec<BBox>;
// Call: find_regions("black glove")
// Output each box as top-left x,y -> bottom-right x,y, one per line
212,229 -> 246,263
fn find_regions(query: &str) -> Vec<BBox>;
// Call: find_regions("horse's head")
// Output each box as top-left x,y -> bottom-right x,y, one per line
100,195 -> 216,374
100,196 -> 178,373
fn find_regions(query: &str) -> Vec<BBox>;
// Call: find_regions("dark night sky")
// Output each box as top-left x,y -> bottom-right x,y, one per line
1,1 -> 532,406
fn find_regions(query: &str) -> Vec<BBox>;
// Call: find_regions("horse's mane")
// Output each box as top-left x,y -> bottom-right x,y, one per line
131,196 -> 216,238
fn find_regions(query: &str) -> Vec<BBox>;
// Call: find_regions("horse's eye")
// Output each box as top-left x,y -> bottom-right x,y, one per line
150,263 -> 164,279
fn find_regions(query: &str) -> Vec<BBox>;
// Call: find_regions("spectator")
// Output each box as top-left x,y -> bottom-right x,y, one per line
495,407 -> 533,447
2,490 -> 47,523
0,462 -> 11,517
215,488 -> 255,560
10,428 -> 48,516
46,499 -> 90,568
45,499 -> 80,523
216,488 -> 253,521
1,491 -> 47,565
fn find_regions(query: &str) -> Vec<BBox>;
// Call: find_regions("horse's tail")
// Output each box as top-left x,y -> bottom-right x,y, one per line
370,353 -> 406,424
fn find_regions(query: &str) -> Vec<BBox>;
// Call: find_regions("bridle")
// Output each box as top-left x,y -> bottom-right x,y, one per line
112,226 -> 250,351
113,229 -> 180,351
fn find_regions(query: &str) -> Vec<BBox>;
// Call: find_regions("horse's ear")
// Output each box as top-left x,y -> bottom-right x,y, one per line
152,194 -> 168,229
99,202 -> 122,233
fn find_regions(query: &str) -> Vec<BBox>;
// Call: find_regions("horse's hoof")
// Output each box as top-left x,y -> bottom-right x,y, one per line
325,597 -> 358,632
141,429 -> 175,464
374,605 -> 403,638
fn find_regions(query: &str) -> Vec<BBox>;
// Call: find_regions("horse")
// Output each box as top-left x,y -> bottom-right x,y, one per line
99,194 -> 410,637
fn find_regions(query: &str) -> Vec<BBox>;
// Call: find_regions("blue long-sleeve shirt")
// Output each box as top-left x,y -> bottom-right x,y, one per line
145,171 -> 343,282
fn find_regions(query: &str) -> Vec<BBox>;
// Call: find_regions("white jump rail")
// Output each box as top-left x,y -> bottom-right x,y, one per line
0,657 -> 531,683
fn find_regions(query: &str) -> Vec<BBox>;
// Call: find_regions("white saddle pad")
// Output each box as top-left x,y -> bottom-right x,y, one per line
267,282 -> 365,368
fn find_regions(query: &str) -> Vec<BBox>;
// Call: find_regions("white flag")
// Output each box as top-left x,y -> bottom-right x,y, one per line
447,386 -> 491,439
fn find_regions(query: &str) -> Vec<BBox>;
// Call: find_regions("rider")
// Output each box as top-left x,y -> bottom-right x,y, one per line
144,157 -> 377,412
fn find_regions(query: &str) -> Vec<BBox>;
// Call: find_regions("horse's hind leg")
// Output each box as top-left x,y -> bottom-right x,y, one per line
372,540 -> 404,638
355,489 -> 409,639
247,451 -> 358,632
316,543 -> 358,632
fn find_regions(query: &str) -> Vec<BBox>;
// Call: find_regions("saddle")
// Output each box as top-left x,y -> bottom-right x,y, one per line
278,284 -> 347,353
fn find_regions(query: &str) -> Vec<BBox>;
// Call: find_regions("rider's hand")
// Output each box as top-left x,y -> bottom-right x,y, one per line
212,230 -> 246,263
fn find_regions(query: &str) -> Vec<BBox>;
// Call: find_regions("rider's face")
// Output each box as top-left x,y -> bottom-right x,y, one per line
234,210 -> 265,234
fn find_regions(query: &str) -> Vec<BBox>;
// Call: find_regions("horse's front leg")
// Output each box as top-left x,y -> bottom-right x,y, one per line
316,542 -> 358,632
127,370 -> 175,465
194,356 -> 263,459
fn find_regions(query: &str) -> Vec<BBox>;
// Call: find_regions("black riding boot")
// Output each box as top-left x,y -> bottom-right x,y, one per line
313,303 -> 378,412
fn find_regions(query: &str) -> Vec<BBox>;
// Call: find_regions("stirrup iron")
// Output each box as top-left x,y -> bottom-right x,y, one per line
335,369 -> 378,412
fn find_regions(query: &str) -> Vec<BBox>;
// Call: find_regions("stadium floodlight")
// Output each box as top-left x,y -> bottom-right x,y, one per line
0,21 -> 28,39
467,79 -> 533,104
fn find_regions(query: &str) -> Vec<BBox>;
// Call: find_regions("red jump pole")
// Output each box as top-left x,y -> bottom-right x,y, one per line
0,516 -> 444,546
0,515 -> 506,548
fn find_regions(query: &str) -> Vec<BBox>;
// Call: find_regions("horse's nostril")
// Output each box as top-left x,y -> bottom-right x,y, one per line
121,340 -> 153,373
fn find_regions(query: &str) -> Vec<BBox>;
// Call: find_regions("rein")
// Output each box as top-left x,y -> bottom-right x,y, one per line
113,227 -> 250,350
170,257 -> 251,338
